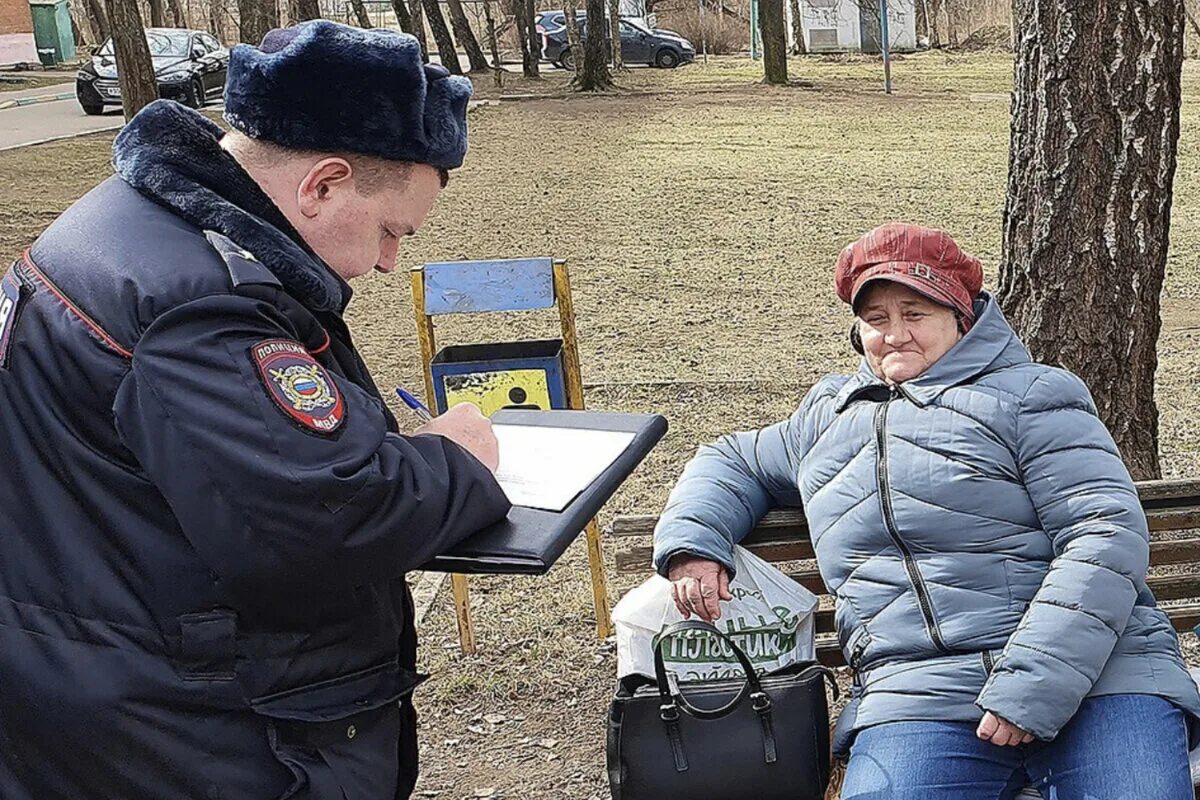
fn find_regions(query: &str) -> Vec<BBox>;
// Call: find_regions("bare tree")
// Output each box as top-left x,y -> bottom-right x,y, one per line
293,0 -> 321,20
523,0 -> 540,74
575,0 -> 611,89
1000,0 -> 1184,480
166,0 -> 187,25
237,0 -> 272,41
104,0 -> 158,119
86,0 -> 111,41
208,0 -> 225,39
409,0 -> 429,59
513,0 -> 538,76
146,0 -> 165,26
482,0 -> 503,83
562,0 -> 582,67
759,0 -> 787,84
349,0 -> 372,26
608,0 -> 623,69
390,0 -> 413,31
446,0 -> 489,71
788,0 -> 805,53
422,0 -> 462,72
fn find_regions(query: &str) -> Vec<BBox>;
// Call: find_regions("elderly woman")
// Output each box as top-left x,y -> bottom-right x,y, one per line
652,223 -> 1200,799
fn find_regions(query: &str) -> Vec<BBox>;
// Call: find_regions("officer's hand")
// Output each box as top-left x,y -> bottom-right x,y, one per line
667,555 -> 732,622
415,403 -> 500,472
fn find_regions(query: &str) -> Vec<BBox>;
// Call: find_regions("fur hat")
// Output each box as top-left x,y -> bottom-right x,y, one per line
223,21 -> 472,170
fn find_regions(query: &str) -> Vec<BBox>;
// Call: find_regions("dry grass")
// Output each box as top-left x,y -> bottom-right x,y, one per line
3,51 -> 1200,800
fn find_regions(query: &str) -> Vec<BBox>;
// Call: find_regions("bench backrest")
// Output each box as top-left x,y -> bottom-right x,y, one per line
609,478 -> 1200,666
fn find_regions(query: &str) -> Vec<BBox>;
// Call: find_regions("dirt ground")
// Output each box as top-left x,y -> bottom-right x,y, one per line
2,52 -> 1200,800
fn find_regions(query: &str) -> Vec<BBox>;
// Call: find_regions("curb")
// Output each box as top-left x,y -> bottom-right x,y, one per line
0,90 -> 75,111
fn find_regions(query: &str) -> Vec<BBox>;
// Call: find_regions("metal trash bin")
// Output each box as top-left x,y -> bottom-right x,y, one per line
28,0 -> 76,66
429,339 -> 569,416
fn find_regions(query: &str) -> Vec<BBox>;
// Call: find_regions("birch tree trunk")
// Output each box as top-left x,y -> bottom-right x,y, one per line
1000,0 -> 1184,480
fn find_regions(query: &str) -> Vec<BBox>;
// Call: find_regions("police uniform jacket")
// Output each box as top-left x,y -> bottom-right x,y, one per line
0,101 -> 511,799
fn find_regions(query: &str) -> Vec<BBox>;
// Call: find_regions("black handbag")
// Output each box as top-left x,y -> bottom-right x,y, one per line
606,620 -> 837,800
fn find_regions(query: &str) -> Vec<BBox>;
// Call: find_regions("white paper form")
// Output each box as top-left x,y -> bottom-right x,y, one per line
492,424 -> 637,511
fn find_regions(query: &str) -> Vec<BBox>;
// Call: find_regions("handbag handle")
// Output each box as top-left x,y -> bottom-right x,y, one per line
652,620 -> 767,721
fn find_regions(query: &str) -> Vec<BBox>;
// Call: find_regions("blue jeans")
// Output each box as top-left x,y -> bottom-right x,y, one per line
841,694 -> 1192,800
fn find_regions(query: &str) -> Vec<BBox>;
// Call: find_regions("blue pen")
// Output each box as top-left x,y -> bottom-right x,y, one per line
395,387 -> 434,422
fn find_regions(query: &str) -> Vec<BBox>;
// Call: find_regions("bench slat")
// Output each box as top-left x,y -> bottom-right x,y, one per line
609,479 -> 1200,539
617,537 -> 1200,575
611,503 -> 1200,542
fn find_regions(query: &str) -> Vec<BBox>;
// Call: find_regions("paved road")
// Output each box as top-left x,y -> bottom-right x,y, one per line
0,84 -> 228,151
0,59 -> 563,152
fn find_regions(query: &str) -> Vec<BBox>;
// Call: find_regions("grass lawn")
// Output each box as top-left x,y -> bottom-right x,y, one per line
2,50 -> 1199,799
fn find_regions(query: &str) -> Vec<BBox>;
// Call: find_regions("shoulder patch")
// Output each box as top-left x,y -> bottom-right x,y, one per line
251,339 -> 345,435
0,262 -> 31,369
204,231 -> 282,290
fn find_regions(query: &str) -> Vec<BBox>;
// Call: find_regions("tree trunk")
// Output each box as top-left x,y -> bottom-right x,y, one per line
1000,0 -> 1184,481
208,0 -> 224,39
514,0 -> 538,76
237,0 -> 272,41
86,0 -> 111,41
293,0 -> 320,20
166,0 -> 186,25
759,0 -> 787,84
523,0 -> 540,74
391,0 -> 413,31
422,0 -> 462,72
575,0 -> 612,89
145,0 -> 165,26
944,0 -> 959,46
446,0 -> 488,70
788,0 -> 805,53
563,0 -> 582,67
409,0 -> 429,59
105,0 -> 158,120
350,0 -> 372,26
608,0 -> 623,69
481,0 -> 503,85
928,0 -> 942,46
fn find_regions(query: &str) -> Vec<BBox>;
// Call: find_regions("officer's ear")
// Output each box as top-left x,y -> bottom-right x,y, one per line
297,157 -> 354,219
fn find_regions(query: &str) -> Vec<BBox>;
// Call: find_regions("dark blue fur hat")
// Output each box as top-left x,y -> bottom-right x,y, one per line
223,20 -> 472,170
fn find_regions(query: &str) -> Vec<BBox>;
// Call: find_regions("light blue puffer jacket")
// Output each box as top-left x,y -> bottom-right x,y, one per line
653,294 -> 1200,754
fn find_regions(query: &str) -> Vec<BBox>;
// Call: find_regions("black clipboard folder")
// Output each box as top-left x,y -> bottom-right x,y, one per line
420,409 -> 668,575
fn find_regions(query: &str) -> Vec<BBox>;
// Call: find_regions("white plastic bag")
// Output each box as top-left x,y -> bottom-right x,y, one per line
613,545 -> 819,680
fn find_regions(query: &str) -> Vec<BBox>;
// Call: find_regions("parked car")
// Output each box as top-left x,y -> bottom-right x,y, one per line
75,28 -> 229,116
541,16 -> 695,69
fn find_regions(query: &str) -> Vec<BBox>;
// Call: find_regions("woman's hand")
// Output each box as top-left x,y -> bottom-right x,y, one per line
667,555 -> 732,622
976,711 -> 1034,746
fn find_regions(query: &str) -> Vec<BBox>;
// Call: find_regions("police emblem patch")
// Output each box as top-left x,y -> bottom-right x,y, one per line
251,339 -> 345,434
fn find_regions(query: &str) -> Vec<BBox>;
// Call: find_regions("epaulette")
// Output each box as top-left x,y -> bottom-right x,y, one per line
204,230 -> 282,289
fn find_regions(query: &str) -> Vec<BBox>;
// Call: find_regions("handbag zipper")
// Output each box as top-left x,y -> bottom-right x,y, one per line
874,389 -> 949,654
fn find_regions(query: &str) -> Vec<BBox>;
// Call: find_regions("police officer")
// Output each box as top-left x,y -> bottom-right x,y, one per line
0,21 -> 512,800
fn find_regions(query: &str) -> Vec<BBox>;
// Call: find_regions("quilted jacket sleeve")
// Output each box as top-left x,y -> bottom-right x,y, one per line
652,389 -> 819,580
975,367 -> 1150,740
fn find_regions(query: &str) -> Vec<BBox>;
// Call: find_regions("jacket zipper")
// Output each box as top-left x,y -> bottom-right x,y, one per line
874,389 -> 949,654
982,650 -> 995,673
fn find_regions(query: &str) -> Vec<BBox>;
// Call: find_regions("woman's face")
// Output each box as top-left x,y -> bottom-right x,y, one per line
857,282 -> 962,385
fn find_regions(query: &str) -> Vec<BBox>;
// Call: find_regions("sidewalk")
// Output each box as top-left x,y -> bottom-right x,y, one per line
0,82 -> 76,110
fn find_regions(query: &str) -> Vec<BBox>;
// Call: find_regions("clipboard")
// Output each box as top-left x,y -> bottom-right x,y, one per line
420,409 -> 668,575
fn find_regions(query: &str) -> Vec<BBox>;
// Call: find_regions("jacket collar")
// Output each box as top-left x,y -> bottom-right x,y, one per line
111,100 -> 349,314
834,293 -> 1031,412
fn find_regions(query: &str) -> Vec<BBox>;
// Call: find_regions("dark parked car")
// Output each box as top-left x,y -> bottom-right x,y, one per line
540,15 -> 695,69
76,28 -> 229,115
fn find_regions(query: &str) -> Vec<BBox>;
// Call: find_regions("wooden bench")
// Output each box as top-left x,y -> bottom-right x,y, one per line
609,478 -> 1200,667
